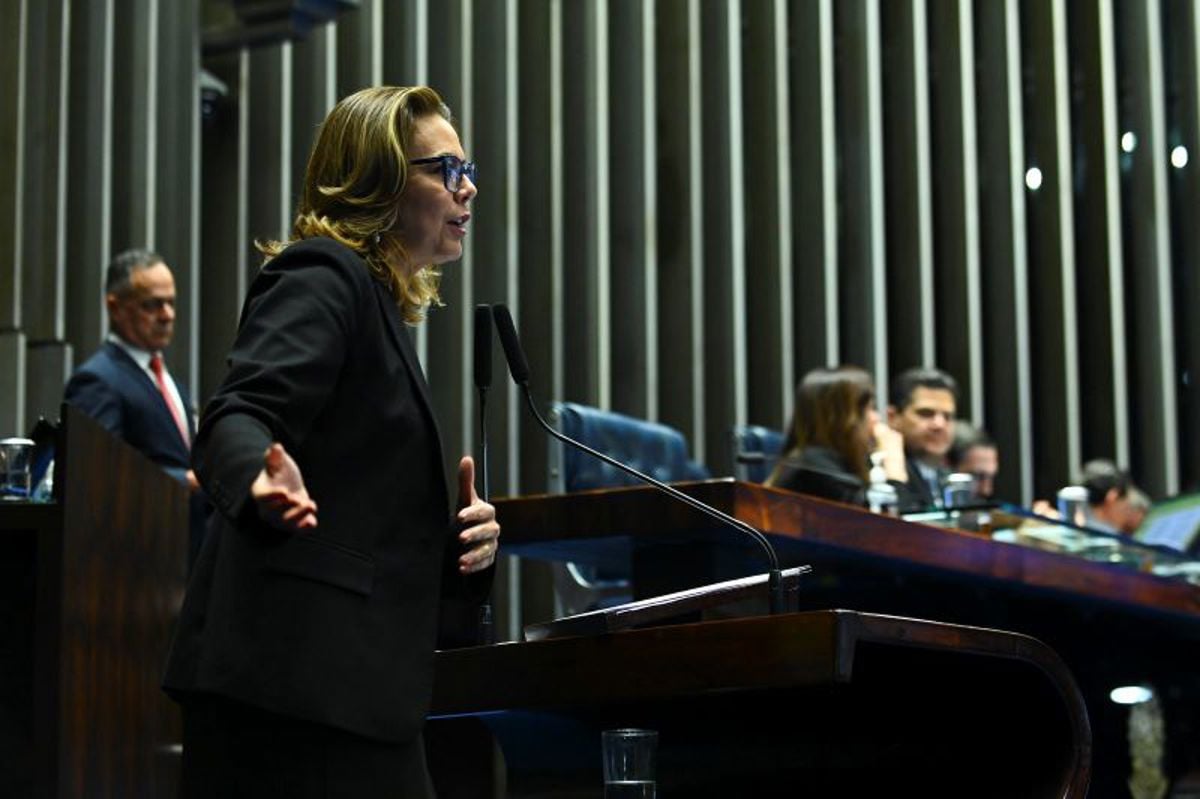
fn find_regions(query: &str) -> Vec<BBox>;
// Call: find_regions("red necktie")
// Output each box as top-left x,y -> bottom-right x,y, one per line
150,354 -> 190,448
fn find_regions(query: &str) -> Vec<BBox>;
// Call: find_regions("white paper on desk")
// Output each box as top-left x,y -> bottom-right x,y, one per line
1138,506 -> 1200,552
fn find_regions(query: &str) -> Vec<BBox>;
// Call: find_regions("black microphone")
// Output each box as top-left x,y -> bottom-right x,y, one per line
473,304 -> 494,644
491,303 -> 788,614
473,304 -> 493,501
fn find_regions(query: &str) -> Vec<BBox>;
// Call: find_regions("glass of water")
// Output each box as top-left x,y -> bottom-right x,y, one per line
0,438 -> 34,501
602,728 -> 657,798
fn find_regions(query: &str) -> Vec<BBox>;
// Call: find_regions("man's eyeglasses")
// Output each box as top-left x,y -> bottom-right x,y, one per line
409,155 -> 478,193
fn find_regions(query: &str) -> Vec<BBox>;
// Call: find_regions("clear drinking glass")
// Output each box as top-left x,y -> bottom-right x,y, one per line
602,728 -> 658,798
0,438 -> 34,501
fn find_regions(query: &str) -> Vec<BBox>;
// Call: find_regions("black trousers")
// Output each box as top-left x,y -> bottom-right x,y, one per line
180,694 -> 435,799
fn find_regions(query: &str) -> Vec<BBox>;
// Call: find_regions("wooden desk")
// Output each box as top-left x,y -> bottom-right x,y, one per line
492,480 -> 1200,796
431,610 -> 1091,797
494,479 -> 1200,622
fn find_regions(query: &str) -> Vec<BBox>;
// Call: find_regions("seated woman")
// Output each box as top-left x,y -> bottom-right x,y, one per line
765,366 -> 914,508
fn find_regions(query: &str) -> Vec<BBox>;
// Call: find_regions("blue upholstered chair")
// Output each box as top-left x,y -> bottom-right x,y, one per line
730,425 -> 786,483
547,402 -> 710,614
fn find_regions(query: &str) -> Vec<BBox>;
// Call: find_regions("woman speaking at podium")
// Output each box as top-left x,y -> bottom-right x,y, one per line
163,86 -> 499,797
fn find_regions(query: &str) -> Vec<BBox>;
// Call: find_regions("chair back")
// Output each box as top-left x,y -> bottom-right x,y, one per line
548,402 -> 710,492
730,425 -> 786,483
544,401 -> 709,615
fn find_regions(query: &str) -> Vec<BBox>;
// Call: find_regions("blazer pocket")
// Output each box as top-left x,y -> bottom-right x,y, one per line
262,534 -> 376,596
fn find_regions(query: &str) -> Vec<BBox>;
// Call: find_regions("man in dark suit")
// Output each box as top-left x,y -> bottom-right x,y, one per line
888,367 -> 959,511
64,248 -> 206,564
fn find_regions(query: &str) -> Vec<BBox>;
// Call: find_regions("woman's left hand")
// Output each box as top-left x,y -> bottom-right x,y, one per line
455,455 -> 500,574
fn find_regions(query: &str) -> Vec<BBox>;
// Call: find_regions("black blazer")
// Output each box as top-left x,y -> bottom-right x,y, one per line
903,458 -> 946,512
772,446 -> 871,506
163,238 -> 490,743
772,446 -> 919,511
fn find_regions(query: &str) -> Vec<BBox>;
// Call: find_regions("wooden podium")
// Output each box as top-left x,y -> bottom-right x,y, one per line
430,609 -> 1090,797
0,405 -> 188,798
475,480 -> 1200,796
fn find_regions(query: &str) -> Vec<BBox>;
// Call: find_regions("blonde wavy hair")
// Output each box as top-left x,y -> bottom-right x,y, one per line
259,86 -> 453,323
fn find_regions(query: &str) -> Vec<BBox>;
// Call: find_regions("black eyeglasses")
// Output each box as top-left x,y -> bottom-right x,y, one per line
409,155 -> 478,192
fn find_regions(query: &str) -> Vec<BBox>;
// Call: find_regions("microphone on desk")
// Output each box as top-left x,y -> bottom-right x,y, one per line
473,304 -> 495,645
490,303 -> 789,614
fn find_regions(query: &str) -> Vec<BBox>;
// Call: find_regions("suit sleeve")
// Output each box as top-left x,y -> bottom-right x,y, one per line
63,369 -> 123,437
193,257 -> 367,525
437,554 -> 496,649
436,513 -> 497,648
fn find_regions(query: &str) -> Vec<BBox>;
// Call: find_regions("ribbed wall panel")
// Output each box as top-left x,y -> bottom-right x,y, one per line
788,0 -> 839,377
975,0 -> 1034,503
0,0 -> 26,334
882,0 -> 935,376
655,0 -> 705,454
835,0 -> 889,395
560,0 -> 610,410
198,51 -> 249,401
65,0 -> 113,352
928,0 -> 983,424
1117,0 -> 1180,496
743,0 -> 794,430
1,0 -> 1199,618
1069,0 -> 1129,470
111,0 -> 159,254
609,0 -> 656,420
699,0 -> 748,470
156,0 -> 201,391
1168,0 -> 1200,490
1022,0 -> 1083,499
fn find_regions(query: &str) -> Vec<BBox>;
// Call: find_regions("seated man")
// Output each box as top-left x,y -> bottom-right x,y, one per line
888,367 -> 959,510
948,421 -> 999,501
1080,459 -> 1143,535
63,249 -> 207,565
1125,486 -> 1151,534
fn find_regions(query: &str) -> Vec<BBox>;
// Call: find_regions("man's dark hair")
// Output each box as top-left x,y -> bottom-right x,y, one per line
889,367 -> 959,411
948,420 -> 995,468
1079,459 -> 1131,506
105,248 -> 164,295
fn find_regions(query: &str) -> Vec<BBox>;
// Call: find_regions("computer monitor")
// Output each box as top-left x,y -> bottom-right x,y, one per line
1134,493 -> 1200,553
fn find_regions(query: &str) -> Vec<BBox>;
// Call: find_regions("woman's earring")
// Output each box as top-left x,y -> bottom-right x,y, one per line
372,232 -> 382,247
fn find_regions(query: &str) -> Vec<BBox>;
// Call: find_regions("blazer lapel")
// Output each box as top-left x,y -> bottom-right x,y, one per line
373,282 -> 450,502
107,342 -> 171,415
105,342 -> 191,453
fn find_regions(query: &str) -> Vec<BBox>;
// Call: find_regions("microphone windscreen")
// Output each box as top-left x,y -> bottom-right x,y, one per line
491,304 -> 531,385
474,304 -> 492,389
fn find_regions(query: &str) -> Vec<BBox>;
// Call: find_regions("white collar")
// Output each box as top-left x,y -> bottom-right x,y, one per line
107,332 -> 159,371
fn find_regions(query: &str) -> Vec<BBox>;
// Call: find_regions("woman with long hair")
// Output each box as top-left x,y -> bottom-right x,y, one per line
766,366 -> 911,507
164,86 -> 498,797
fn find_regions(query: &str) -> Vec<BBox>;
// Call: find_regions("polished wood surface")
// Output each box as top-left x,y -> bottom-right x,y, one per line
431,610 -> 1091,797
494,479 -> 1200,622
1,405 -> 188,798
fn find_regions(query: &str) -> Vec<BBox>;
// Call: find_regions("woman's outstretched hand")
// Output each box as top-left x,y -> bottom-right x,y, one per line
251,443 -> 319,532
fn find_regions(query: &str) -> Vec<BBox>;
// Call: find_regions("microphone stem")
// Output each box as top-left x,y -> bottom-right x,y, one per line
478,386 -> 489,502
521,387 -> 786,614
475,385 -> 495,645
